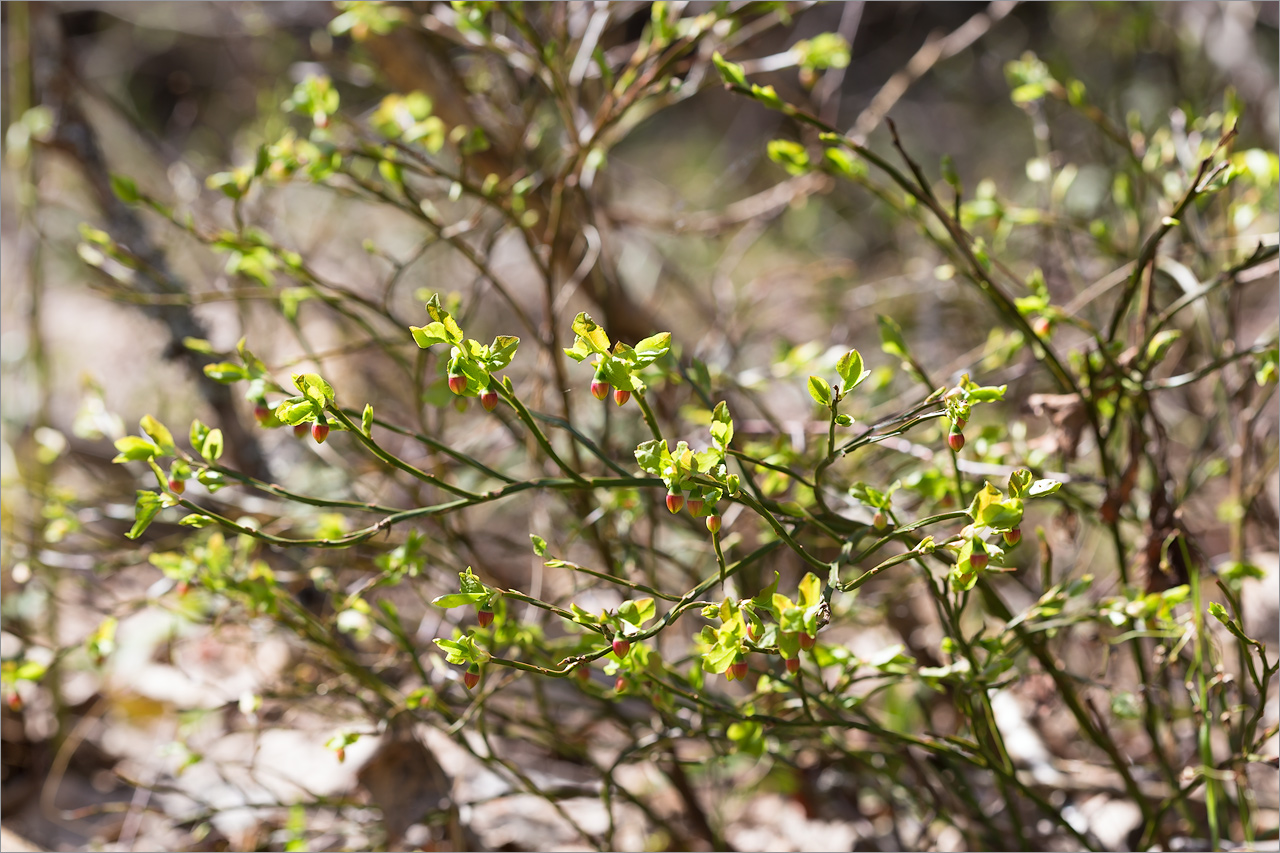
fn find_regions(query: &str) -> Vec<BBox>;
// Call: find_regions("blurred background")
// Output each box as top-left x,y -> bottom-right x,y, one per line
1,2 -> 1277,851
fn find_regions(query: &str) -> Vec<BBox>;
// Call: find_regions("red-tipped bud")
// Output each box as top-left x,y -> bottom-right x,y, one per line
335,747 -> 346,763
666,491 -> 684,514
477,609 -> 494,628
293,424 -> 309,438
954,415 -> 968,431
463,667 -> 481,690
612,638 -> 631,658
448,373 -> 467,395
686,498 -> 704,517
872,511 -> 887,531
786,657 -> 800,674
169,478 -> 185,495
312,423 -> 330,444
1004,528 -> 1022,546
253,404 -> 270,425
947,429 -> 965,452
798,632 -> 816,651
615,675 -> 628,693
1033,316 -> 1052,337
705,515 -> 722,534
480,389 -> 498,412
7,692 -> 22,712
591,379 -> 610,401
747,623 -> 760,642
730,659 -> 749,681
613,388 -> 630,407
969,552 -> 989,571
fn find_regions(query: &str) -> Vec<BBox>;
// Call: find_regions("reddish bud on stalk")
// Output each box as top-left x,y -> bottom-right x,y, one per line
969,552 -> 989,571
786,657 -> 800,675
730,659 -> 749,681
1004,528 -> 1022,546
666,491 -> 684,514
954,415 -> 967,430
480,388 -> 498,412
448,374 -> 467,395
253,404 -> 270,424
1033,317 -> 1052,337
613,389 -> 630,407
591,380 -> 610,401
294,424 -> 308,439
335,747 -> 346,763
612,639 -> 631,658
872,511 -> 887,531
705,515 -> 722,534
477,609 -> 494,628
798,632 -> 816,651
615,676 -> 628,693
463,668 -> 481,690
686,498 -> 704,516
947,429 -> 965,452
312,423 -> 330,444
169,478 -> 185,495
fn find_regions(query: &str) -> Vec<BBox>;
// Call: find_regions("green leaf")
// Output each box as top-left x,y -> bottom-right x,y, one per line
634,439 -> 668,474
631,332 -> 671,367
203,362 -> 248,383
966,482 -> 1024,529
570,312 -> 611,354
767,139 -> 810,176
432,592 -> 487,608
140,415 -> 175,456
837,350 -> 869,392
410,322 -> 454,349
200,428 -> 224,462
530,535 -> 547,557
1027,479 -> 1061,499
618,598 -> 656,627
361,404 -> 374,437
711,51 -> 747,87
1145,330 -> 1181,366
292,372 -> 335,405
797,573 -> 822,608
807,375 -> 832,406
275,396 -> 319,426
877,315 -> 908,358
126,490 -> 164,540
487,335 -> 520,370
112,436 -> 159,463
110,174 -> 140,204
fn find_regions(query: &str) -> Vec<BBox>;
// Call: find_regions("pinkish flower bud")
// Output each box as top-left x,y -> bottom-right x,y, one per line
448,373 -> 467,395
612,639 -> 630,657
705,515 -> 722,534
613,389 -> 630,406
477,609 -> 494,628
463,667 -> 480,690
969,552 -> 988,571
1004,528 -> 1021,546
786,657 -> 800,674
480,388 -> 498,412
312,423 -> 330,444
798,632 -> 816,651
947,429 -> 965,452
686,498 -> 704,516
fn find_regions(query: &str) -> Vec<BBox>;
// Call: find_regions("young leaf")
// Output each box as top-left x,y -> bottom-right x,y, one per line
807,376 -> 832,406
126,490 -> 164,540
113,436 -> 159,463
140,415 -> 176,456
836,349 -> 868,390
